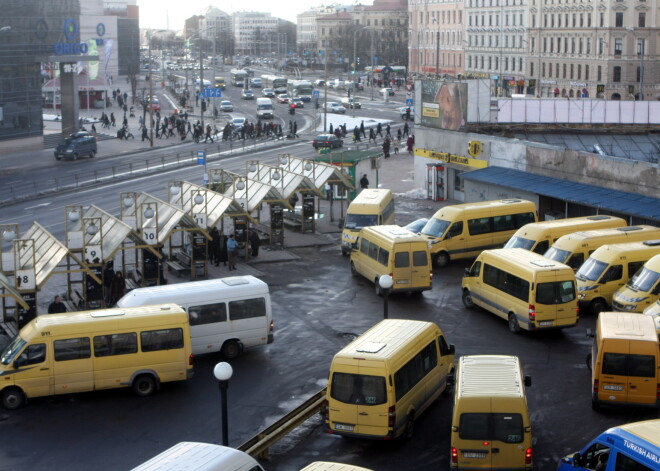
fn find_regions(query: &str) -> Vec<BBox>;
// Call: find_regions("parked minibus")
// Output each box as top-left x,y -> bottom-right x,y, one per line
504,215 -> 626,255
451,355 -> 533,470
587,312 -> 659,409
325,319 -> 455,439
557,419 -> 660,471
419,199 -> 537,266
116,276 -> 274,358
543,225 -> 660,271
576,240 -> 660,314
131,442 -> 263,471
613,254 -> 660,313
300,463 -> 374,471
341,189 -> 395,255
350,225 -> 432,294
0,304 -> 193,410
643,301 -> 660,336
462,248 -> 579,333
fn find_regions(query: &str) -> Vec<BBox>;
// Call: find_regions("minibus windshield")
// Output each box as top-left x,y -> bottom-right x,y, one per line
421,218 -> 450,238
576,258 -> 608,282
1,335 -> 26,365
627,267 -> 660,292
330,372 -> 386,405
544,247 -> 570,264
504,236 -> 535,250
344,214 -> 378,230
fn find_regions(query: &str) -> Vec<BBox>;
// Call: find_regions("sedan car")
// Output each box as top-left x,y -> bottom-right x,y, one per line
277,94 -> 291,104
263,88 -> 275,98
241,89 -> 255,100
341,97 -> 361,109
400,105 -> 415,119
146,97 -> 161,112
312,134 -> 343,149
219,100 -> 233,112
230,117 -> 246,130
325,102 -> 346,114
291,97 -> 304,108
380,87 -> 395,96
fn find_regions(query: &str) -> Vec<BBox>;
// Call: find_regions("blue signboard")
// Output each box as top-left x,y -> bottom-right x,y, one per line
197,150 -> 206,165
406,98 -> 413,106
202,88 -> 222,98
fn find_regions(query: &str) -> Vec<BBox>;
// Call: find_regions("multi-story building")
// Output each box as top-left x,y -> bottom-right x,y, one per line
352,0 -> 409,67
408,0 -> 464,77
199,7 -> 233,58
297,5 -> 338,58
232,12 -> 279,56
316,11 -> 355,67
527,0 -> 657,100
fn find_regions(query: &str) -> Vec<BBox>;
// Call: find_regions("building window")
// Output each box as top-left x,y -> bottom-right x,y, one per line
638,12 -> 646,27
613,66 -> 621,82
588,13 -> 592,27
532,15 -> 536,27
614,38 -> 622,55
563,63 -> 567,78
585,65 -> 589,80
577,64 -> 581,79
597,65 -> 601,81
570,63 -> 574,79
599,12 -> 604,27
542,61 -> 546,77
637,38 -> 645,56
571,38 -> 576,53
636,66 -> 641,82
615,12 -> 623,27
531,62 -> 535,76
580,13 -> 584,27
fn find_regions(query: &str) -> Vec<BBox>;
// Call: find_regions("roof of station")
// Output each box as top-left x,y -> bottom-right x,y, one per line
246,160 -> 323,199
221,170 -> 292,212
168,181 -> 251,227
280,155 -> 355,189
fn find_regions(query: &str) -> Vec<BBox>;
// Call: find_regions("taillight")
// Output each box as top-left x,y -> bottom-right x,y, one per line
189,354 -> 194,366
528,305 -> 536,321
525,447 -> 533,465
593,379 -> 599,394
322,399 -> 329,421
451,447 -> 458,464
388,405 -> 396,428
269,321 -> 274,333
656,384 -> 659,400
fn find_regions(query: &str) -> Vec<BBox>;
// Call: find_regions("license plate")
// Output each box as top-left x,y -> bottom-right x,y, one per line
334,423 -> 354,431
603,385 -> 624,391
395,279 -> 409,284
463,452 -> 487,459
539,321 -> 553,326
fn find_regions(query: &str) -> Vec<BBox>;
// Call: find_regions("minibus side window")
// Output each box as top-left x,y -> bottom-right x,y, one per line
601,265 -> 623,283
330,372 -> 386,405
54,338 -> 91,361
229,298 -> 267,320
394,341 -> 437,401
627,354 -> 656,378
438,335 -> 451,356
515,212 -> 537,227
468,261 -> 481,277
395,252 -> 410,268
468,217 -> 493,236
369,242 -> 379,260
484,265 -> 529,301
141,328 -> 184,352
533,240 -> 549,255
94,333 -> 138,357
412,251 -> 428,266
615,451 -> 653,471
189,302 -> 227,325
16,343 -> 46,367
446,222 -> 463,239
377,248 -> 389,266
360,238 -> 369,254
382,199 -> 395,223
493,214 -> 516,232
567,253 -> 584,270
627,261 -> 645,279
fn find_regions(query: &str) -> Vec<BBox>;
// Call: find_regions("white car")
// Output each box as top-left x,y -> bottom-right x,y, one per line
219,100 -> 233,112
325,102 -> 346,114
230,117 -> 246,130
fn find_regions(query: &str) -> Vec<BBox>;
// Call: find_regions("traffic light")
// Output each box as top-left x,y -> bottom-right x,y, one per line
201,100 -> 206,112
289,104 -> 296,115
357,57 -> 360,64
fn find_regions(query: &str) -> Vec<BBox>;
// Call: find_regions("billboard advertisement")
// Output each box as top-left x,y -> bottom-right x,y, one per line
420,81 -> 468,131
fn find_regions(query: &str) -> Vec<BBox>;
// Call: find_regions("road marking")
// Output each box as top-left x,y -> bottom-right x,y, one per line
25,202 -> 52,209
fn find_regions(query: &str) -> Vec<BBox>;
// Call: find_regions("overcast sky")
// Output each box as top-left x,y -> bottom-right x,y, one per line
137,0 -> 327,30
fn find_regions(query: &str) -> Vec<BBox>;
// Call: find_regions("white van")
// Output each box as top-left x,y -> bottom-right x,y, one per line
256,97 -> 274,119
131,442 -> 264,471
116,276 -> 274,358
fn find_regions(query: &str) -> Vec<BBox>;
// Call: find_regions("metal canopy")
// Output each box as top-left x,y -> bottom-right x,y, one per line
16,222 -> 100,288
169,181 -> 252,227
76,205 -> 161,259
248,159 -> 324,199
0,272 -> 29,309
222,172 -> 292,212
125,193 -> 211,244
283,155 -> 355,190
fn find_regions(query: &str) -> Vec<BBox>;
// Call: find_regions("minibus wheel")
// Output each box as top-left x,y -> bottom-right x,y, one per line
404,413 -> 415,440
589,298 -> 607,315
508,314 -> 521,334
462,289 -> 475,309
2,387 -> 25,410
132,374 -> 157,397
434,252 -> 449,267
222,340 -> 241,359
591,396 -> 601,411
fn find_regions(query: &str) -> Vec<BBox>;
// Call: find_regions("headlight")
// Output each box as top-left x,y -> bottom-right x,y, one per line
578,293 -> 587,300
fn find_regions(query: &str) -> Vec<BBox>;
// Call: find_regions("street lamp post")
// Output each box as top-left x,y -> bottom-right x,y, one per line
378,274 -> 393,319
353,27 -> 370,118
370,30 -> 375,101
199,39 -> 205,129
147,29 -> 167,147
213,362 -> 233,446
323,50 -> 328,132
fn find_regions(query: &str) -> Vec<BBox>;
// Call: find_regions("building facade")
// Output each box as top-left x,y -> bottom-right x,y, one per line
232,12 -> 279,56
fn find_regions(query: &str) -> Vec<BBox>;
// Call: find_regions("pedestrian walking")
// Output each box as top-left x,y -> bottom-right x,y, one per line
204,123 -> 213,143
110,271 -> 125,306
360,121 -> 366,138
383,138 -> 391,158
403,121 -> 409,137
407,134 -> 414,154
376,122 -> 382,137
385,123 -> 391,138
141,126 -> 148,141
248,229 -> 260,257
226,234 -> 239,271
393,136 -> 400,154
353,126 -> 361,142
369,128 -> 376,144
110,112 -> 116,127
397,129 -> 402,141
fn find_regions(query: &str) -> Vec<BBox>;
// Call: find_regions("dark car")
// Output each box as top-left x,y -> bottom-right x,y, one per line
312,134 -> 343,149
241,89 -> 255,100
54,132 -> 97,160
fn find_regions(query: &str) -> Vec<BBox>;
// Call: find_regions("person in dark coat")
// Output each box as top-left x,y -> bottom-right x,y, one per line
209,227 -> 221,266
103,261 -> 115,305
218,231 -> 228,266
360,174 -> 369,189
249,229 -> 260,257
48,295 -> 67,314
110,272 -> 125,306
383,138 -> 391,158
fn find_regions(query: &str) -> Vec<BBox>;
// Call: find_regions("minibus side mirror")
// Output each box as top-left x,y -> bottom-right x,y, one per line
448,344 -> 456,355
451,426 -> 459,432
447,371 -> 455,385
572,452 -> 582,467
524,375 -> 532,387
586,328 -> 594,338
464,267 -> 471,277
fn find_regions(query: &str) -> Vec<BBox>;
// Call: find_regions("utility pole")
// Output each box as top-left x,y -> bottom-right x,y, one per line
370,30 -> 375,101
323,50 -> 328,131
148,30 -> 154,146
200,38 -> 205,128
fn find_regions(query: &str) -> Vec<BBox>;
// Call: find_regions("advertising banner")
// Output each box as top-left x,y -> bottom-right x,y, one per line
420,80 -> 468,131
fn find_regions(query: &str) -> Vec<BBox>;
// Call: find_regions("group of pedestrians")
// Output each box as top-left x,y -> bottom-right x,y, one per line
208,227 -> 261,271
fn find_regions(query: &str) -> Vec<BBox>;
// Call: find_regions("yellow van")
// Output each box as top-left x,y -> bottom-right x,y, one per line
504,215 -> 626,255
462,248 -> 579,333
612,254 -> 660,313
419,199 -> 537,266
587,312 -> 660,410
350,225 -> 432,294
325,319 -> 455,439
576,240 -> 660,315
451,355 -> 533,470
0,304 -> 194,410
543,225 -> 660,271
341,189 -> 395,255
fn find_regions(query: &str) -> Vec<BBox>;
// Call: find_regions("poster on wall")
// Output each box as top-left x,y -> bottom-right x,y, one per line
420,81 -> 468,131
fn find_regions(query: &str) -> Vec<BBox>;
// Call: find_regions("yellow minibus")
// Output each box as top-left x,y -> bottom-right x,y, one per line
0,304 -> 194,410
419,199 -> 537,266
350,225 -> 432,294
462,248 -> 579,333
341,189 -> 395,255
587,312 -> 659,410
576,240 -> 660,315
504,215 -> 626,255
612,254 -> 660,313
451,355 -> 533,470
543,225 -> 660,271
325,319 -> 455,440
